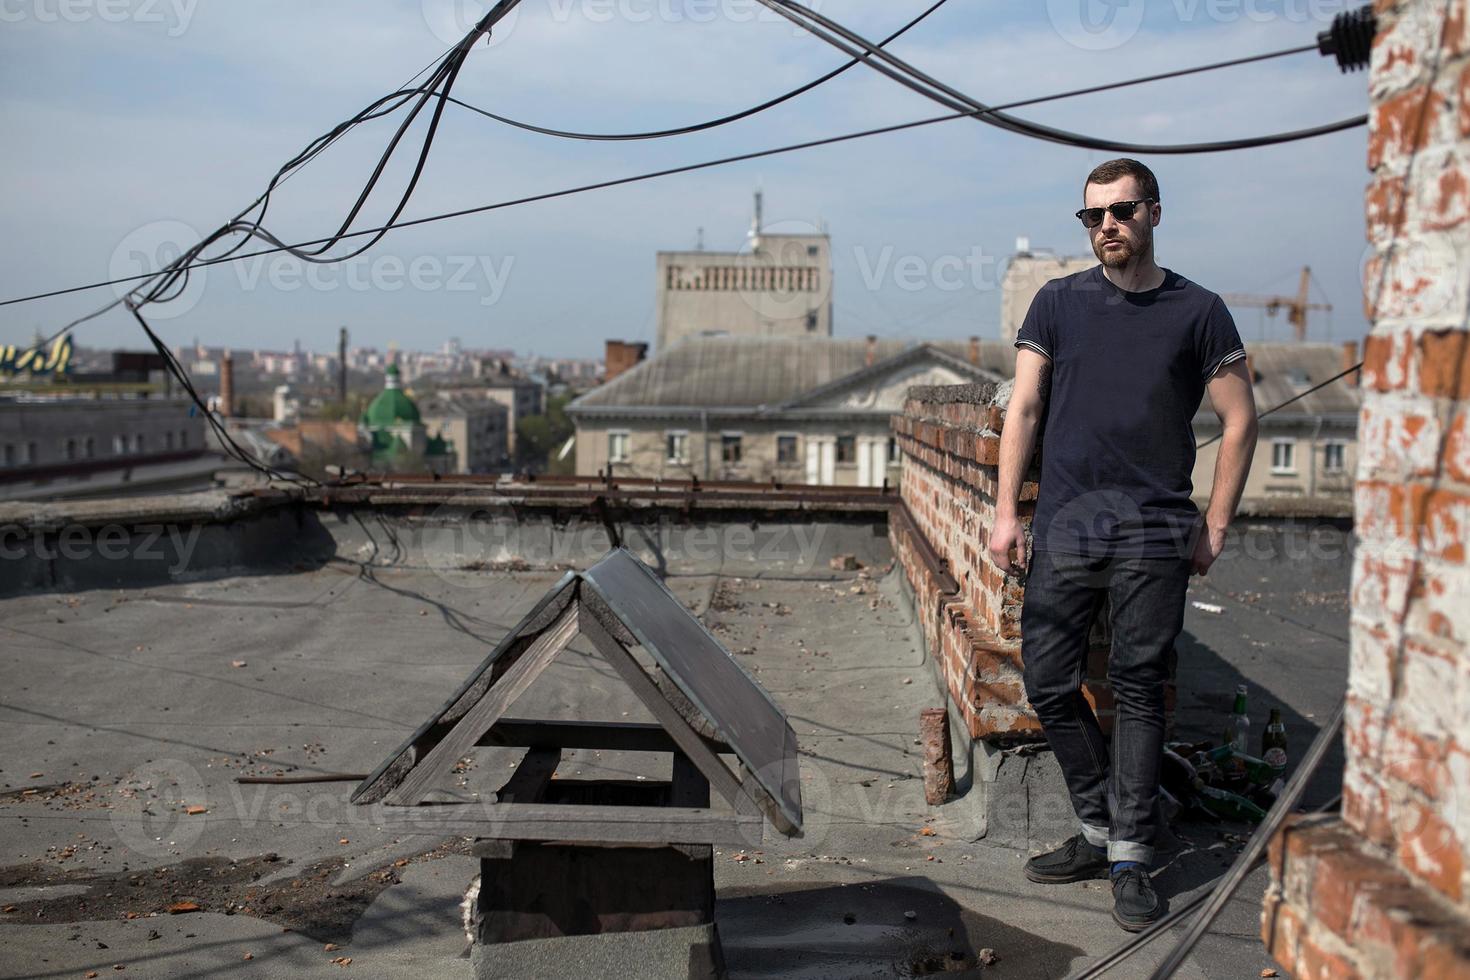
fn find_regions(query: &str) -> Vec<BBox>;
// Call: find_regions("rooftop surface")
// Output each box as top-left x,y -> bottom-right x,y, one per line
0,508 -> 1349,978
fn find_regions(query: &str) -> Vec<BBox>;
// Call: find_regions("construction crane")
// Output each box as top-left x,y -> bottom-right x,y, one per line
1221,266 -> 1332,342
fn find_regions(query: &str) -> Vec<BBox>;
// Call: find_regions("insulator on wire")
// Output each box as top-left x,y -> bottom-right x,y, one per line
1317,6 -> 1377,73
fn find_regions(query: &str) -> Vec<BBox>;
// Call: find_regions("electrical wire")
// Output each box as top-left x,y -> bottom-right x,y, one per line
754,0 -> 1366,155
125,302 -> 318,489
445,0 -> 949,141
18,16 -> 497,352
1,42 -> 1350,314
1195,360 -> 1363,450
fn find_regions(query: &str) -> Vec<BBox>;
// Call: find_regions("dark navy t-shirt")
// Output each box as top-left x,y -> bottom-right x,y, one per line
1014,265 -> 1245,559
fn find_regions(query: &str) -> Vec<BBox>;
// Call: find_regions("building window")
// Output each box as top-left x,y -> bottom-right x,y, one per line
776,434 -> 798,465
26,442 -> 37,464
807,245 -> 818,257
1271,439 -> 1296,474
721,433 -> 743,465
64,438 -> 78,461
113,435 -> 128,455
180,430 -> 188,450
608,430 -> 630,464
836,435 -> 856,464
134,434 -> 145,453
1323,441 -> 1347,474
666,431 -> 688,464
165,431 -> 175,450
888,436 -> 899,465
84,437 -> 95,459
805,311 -> 818,332
2,444 -> 14,468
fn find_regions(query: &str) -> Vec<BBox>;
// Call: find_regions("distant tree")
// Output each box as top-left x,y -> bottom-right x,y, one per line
515,392 -> 574,474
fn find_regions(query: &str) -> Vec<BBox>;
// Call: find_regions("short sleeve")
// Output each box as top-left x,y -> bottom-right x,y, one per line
1015,285 -> 1056,361
1199,296 -> 1246,381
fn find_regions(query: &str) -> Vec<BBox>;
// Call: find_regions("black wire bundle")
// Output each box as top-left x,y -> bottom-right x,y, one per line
752,0 -> 1368,154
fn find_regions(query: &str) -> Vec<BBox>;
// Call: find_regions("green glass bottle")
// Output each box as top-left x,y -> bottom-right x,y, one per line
1193,782 -> 1268,824
1261,708 -> 1288,776
1223,685 -> 1250,777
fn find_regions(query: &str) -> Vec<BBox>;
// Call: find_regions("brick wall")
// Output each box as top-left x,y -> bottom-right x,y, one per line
891,382 -> 1127,741
1263,1 -> 1470,975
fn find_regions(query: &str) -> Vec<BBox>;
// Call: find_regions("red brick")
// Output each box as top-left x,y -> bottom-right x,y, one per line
1421,489 -> 1470,562
1418,330 -> 1470,398
1447,412 -> 1470,484
1262,893 -> 1305,970
1361,332 -> 1412,391
1297,932 -> 1360,980
1312,846 -> 1405,941
1369,84 -> 1441,172
1395,799 -> 1464,901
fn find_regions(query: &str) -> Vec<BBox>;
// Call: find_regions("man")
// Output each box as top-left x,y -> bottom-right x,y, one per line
987,158 -> 1258,931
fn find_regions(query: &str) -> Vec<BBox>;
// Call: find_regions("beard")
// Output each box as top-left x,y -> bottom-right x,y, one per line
1093,225 -> 1151,269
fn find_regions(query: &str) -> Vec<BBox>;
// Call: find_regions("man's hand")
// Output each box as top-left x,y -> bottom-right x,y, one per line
989,514 -> 1027,575
1190,523 -> 1227,576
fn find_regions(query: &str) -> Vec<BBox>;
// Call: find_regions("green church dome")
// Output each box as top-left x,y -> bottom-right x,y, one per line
362,363 -> 421,427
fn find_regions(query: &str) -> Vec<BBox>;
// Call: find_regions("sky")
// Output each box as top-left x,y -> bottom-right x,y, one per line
0,0 -> 1372,359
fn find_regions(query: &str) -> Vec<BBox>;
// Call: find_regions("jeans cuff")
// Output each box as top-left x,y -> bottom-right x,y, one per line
1080,823 -> 1110,849
1108,841 -> 1154,864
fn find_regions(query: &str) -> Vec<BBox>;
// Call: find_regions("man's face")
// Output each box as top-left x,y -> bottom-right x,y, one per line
1083,176 -> 1160,269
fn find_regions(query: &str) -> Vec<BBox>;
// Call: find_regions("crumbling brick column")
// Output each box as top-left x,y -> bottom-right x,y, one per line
1263,1 -> 1470,974
891,382 -> 1130,741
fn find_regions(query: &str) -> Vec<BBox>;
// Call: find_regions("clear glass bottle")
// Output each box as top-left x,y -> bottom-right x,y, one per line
1223,685 -> 1250,778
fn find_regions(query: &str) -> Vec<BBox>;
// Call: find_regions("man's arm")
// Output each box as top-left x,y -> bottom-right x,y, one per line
1193,359 -> 1258,575
988,348 -> 1050,573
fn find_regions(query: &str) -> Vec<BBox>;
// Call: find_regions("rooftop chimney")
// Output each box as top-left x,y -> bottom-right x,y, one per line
219,352 -> 234,418
604,340 -> 648,383
865,334 -> 877,367
1343,340 -> 1360,386
968,335 -> 980,366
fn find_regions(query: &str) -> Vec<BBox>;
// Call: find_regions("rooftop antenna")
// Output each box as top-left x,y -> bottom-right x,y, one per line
748,188 -> 763,251
696,226 -> 704,251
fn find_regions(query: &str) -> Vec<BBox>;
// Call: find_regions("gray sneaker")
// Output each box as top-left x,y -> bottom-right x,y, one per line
1023,834 -> 1110,884
1111,867 -> 1166,932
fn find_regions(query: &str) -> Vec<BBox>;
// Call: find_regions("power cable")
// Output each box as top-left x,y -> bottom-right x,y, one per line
2,43 -> 1349,314
1195,360 -> 1362,450
446,0 -> 949,141
753,0 -> 1367,155
11,0 -> 514,352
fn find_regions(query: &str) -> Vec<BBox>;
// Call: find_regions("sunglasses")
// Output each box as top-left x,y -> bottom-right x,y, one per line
1075,198 -> 1153,228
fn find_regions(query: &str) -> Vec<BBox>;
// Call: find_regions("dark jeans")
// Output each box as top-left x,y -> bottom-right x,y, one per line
1020,549 -> 1190,864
